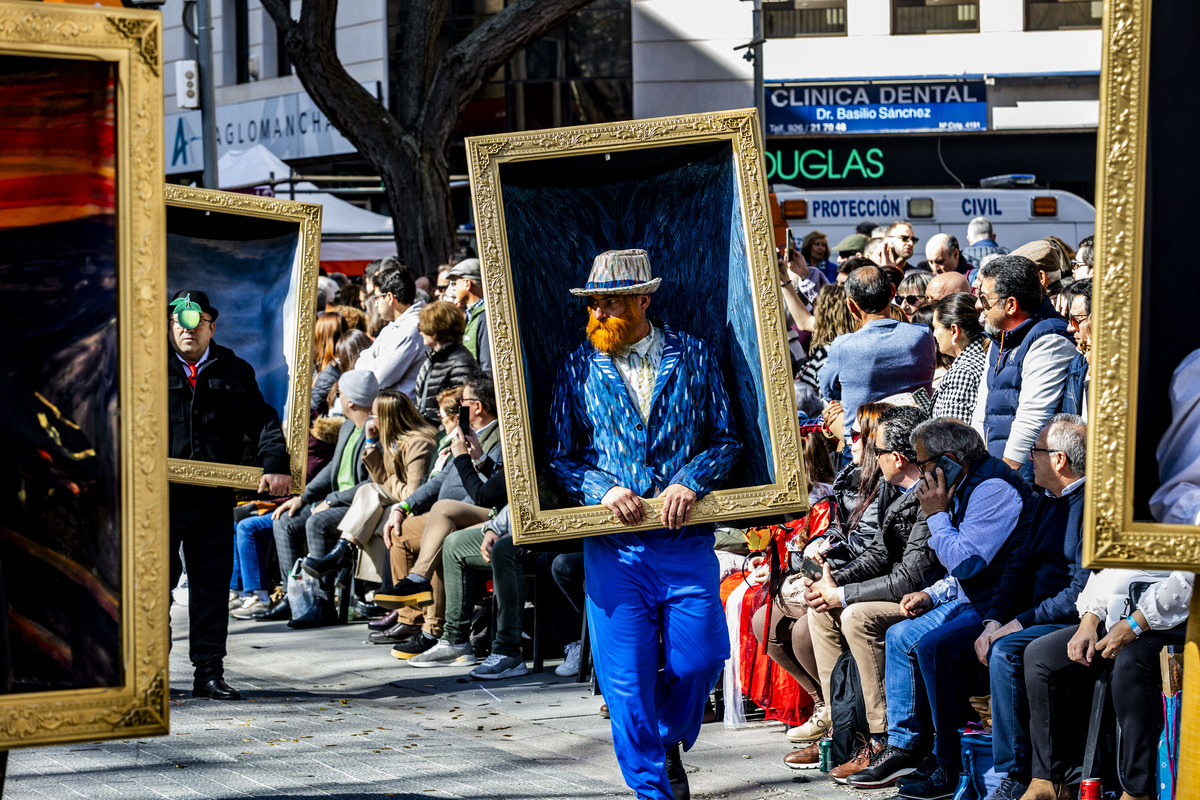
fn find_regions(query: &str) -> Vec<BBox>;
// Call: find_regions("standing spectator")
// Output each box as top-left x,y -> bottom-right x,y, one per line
1071,235 -> 1094,280
820,265 -> 936,444
355,267 -> 427,395
924,234 -> 965,275
445,258 -> 491,373
166,290 -> 291,700
929,293 -> 987,422
832,233 -> 868,266
414,300 -> 479,424
925,271 -> 972,304
1148,348 -> 1200,526
311,311 -> 347,416
801,230 -> 837,283
432,265 -> 453,301
971,255 -> 1076,472
797,285 -> 858,405
784,230 -> 829,306
1011,239 -> 1068,314
896,271 -> 932,321
1059,278 -> 1091,420
960,217 -> 1009,278
885,221 -> 919,272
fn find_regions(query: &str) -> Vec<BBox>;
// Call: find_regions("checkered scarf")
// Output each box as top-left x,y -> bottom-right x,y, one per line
931,335 -> 988,422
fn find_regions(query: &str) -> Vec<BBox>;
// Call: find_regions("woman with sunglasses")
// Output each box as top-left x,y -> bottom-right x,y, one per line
929,293 -> 988,423
896,271 -> 932,322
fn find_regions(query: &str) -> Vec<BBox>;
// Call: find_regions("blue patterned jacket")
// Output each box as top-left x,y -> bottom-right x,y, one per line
546,325 -> 741,506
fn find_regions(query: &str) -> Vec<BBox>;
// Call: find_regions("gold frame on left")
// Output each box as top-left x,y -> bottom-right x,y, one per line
0,0 -> 167,747
163,185 -> 322,493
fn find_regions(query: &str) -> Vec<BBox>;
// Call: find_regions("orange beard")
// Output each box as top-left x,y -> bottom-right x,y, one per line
586,302 -> 645,355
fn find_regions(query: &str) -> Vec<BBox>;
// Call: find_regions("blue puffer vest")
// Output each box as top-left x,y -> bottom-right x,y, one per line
983,299 -> 1071,458
950,456 -> 1037,613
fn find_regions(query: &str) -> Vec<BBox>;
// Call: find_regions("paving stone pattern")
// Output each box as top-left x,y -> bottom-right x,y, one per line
6,606 -> 876,799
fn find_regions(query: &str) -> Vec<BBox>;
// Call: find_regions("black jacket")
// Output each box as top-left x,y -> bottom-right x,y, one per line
302,418 -> 372,507
414,342 -> 479,423
820,466 -> 894,571
834,486 -> 945,605
167,342 -> 289,474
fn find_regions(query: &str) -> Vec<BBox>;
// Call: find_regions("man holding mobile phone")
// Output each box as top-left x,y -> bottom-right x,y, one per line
851,418 -> 1036,797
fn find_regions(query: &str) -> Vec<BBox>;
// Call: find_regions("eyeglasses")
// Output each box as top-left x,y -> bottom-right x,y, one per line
900,294 -> 924,307
1029,446 -> 1060,457
1069,313 -> 1090,326
1071,259 -> 1089,268
976,291 -> 1006,311
436,284 -> 451,292
893,235 -> 919,244
366,292 -> 383,303
460,395 -> 479,406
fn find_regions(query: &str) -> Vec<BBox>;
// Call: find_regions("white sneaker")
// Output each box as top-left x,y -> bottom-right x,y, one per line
555,641 -> 583,677
407,639 -> 477,668
230,596 -> 267,619
469,653 -> 529,680
228,591 -> 245,611
786,704 -> 831,743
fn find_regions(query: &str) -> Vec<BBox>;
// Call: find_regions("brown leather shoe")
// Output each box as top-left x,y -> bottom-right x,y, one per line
368,609 -> 400,631
1018,779 -> 1073,800
829,735 -> 884,784
783,732 -> 829,770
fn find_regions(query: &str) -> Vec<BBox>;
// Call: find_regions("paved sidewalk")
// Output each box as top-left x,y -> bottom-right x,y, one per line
6,606 -> 879,799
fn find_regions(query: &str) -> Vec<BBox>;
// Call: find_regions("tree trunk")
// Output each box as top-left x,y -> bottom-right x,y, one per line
380,136 -> 454,272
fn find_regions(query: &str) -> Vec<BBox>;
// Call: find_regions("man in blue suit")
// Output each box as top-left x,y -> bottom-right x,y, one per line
546,249 -> 741,800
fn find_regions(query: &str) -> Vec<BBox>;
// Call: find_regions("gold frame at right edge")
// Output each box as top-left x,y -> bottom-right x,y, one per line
1084,0 -> 1200,569
0,0 -> 168,747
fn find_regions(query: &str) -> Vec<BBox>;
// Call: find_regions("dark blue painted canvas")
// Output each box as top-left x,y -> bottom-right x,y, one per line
499,140 -> 773,498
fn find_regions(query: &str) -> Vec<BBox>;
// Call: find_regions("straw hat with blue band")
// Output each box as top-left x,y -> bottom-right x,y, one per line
570,249 -> 663,297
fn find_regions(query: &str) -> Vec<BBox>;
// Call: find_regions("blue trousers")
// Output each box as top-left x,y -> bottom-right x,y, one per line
884,597 -> 968,751
585,527 -> 729,800
986,624 -> 1068,782
913,603 -> 984,770
230,512 -> 274,593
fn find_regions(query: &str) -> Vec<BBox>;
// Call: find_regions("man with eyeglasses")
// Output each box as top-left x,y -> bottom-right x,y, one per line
444,258 -> 491,373
1059,278 -> 1091,422
970,255 -> 1075,478
354,266 -> 427,395
885,221 -> 919,272
167,289 -> 291,701
799,405 -> 944,783
849,418 -> 1034,796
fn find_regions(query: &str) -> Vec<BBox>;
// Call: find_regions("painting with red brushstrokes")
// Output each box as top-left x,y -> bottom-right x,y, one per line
0,56 -> 122,692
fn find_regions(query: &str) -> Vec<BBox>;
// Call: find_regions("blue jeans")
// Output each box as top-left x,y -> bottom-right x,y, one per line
230,513 -> 274,593
986,623 -> 1068,782
914,603 -> 985,770
884,597 -> 968,751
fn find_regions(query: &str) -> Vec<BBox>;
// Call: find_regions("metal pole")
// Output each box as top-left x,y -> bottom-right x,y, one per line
196,0 -> 220,189
752,0 -> 765,141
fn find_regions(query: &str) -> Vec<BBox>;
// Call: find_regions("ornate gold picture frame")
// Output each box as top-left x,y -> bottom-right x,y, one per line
0,0 -> 167,748
1083,0 -> 1200,569
163,185 -> 322,493
466,109 -> 808,545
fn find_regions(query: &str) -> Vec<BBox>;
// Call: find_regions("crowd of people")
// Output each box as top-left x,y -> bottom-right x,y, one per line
165,213 -> 1190,800
749,217 -> 1188,800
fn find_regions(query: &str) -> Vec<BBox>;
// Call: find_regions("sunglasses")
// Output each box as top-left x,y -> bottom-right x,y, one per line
894,235 -> 919,244
1069,313 -> 1090,326
900,294 -> 924,307
850,429 -> 862,444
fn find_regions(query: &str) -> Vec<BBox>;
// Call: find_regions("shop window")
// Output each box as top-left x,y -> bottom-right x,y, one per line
892,0 -> 979,35
1025,0 -> 1102,31
764,1 -> 847,38
221,0 -> 250,84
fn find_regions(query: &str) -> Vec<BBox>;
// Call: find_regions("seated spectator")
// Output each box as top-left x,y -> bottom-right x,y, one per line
820,265 -> 936,447
795,406 -> 943,778
851,419 -> 1034,793
1022,570 -> 1193,800
356,267 -> 426,394
374,372 -> 505,659
767,402 -> 893,751
896,271 -> 932,321
328,303 -> 366,333
229,503 -> 277,619
301,390 -> 438,585
414,300 -> 479,424
271,370 -> 379,628
929,293 -> 988,422
972,255 -> 1075,474
971,415 -> 1089,800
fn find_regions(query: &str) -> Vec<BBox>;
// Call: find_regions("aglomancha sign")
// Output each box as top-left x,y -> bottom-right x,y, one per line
766,80 -> 987,136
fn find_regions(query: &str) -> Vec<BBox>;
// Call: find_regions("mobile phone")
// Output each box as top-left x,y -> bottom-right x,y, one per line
934,455 -> 963,488
800,556 -> 824,582
458,405 -> 471,433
